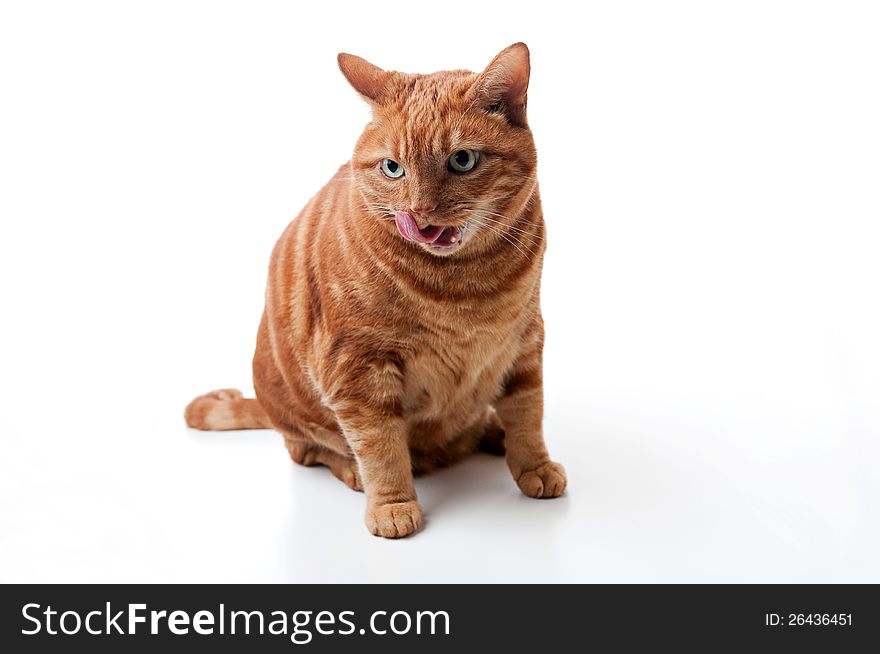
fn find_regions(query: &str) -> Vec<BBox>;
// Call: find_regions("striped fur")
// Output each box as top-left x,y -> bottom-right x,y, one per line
185,43 -> 566,538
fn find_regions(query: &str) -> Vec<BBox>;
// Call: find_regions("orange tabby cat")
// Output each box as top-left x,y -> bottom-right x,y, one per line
185,43 -> 566,538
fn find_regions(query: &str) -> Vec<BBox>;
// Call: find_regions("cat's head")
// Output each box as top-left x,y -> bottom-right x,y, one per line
340,43 -> 538,257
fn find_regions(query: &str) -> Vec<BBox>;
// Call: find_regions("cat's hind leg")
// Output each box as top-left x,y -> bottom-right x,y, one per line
410,407 -> 506,475
477,408 -> 506,455
284,436 -> 362,492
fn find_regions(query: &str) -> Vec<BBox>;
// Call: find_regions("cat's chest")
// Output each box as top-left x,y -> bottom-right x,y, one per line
401,328 -> 516,424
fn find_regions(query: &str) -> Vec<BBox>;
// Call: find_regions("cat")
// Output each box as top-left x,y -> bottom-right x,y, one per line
185,43 -> 566,538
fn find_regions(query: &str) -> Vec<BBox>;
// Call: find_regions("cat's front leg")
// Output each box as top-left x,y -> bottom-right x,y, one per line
496,325 -> 567,499
328,357 -> 422,538
347,414 -> 421,538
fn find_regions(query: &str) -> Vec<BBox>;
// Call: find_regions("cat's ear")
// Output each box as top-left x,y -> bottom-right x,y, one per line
475,42 -> 531,128
337,53 -> 393,104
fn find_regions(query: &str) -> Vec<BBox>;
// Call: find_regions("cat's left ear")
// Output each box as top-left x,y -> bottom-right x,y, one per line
337,53 -> 393,104
475,42 -> 531,128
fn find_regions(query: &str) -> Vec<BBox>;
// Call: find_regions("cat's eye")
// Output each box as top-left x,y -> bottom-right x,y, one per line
448,149 -> 478,173
380,159 -> 405,179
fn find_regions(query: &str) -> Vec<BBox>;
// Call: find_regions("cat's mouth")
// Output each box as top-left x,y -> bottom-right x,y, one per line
394,211 -> 463,251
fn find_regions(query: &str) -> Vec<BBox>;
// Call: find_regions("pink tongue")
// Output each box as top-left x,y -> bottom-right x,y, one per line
395,211 -> 445,244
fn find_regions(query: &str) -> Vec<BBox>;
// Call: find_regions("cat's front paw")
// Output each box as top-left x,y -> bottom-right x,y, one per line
365,501 -> 422,538
516,461 -> 567,498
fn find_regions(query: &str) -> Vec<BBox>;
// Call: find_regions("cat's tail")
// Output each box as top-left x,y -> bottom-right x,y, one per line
184,389 -> 272,430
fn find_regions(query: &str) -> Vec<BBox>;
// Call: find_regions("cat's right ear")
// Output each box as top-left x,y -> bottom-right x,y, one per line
337,53 -> 392,104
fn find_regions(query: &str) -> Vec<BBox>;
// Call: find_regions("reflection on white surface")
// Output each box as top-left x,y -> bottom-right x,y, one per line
1,391 -> 876,582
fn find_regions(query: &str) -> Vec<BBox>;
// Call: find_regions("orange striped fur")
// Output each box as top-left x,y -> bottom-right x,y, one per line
185,43 -> 566,537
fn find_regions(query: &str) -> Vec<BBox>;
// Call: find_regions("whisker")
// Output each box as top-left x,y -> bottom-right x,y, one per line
466,212 -> 543,239
475,213 -> 543,254
360,203 -> 397,221
474,221 -> 535,259
456,202 -> 545,228
466,216 -> 537,259
461,209 -> 544,241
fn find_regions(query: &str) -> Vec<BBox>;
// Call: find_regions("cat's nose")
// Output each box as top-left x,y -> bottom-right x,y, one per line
411,203 -> 437,218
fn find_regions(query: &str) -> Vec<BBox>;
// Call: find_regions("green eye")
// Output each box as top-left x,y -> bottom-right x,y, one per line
380,159 -> 404,179
448,149 -> 478,173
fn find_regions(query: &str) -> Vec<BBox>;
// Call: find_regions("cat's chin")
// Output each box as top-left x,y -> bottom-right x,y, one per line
419,225 -> 466,256
420,242 -> 463,256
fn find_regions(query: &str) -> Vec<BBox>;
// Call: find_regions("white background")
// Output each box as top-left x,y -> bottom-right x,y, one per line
1,1 -> 878,582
